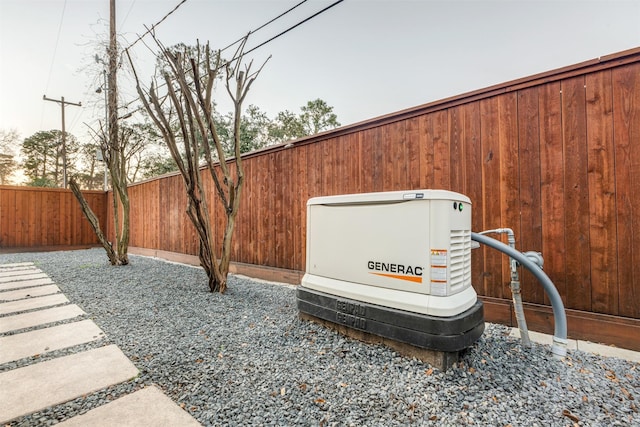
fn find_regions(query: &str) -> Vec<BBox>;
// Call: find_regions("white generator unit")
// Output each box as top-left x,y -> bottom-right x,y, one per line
297,189 -> 484,352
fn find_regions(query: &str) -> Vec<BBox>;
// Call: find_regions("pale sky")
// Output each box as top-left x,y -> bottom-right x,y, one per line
1,0 -> 639,144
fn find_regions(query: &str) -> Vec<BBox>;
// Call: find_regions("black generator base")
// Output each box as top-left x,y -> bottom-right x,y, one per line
297,287 -> 485,355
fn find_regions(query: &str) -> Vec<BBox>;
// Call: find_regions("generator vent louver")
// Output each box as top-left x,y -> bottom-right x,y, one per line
449,229 -> 472,293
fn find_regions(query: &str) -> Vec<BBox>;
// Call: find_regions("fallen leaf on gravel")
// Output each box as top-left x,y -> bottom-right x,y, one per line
605,370 -> 618,382
315,398 -> 326,404
562,409 -> 579,422
621,387 -> 634,400
469,367 -> 476,374
298,383 -> 307,391
582,396 -> 588,402
339,382 -> 348,387
429,415 -> 437,421
425,368 -> 433,376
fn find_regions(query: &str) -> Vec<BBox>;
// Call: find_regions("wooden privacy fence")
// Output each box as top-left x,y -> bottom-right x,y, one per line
119,47 -> 640,350
0,48 -> 637,350
0,186 -> 106,248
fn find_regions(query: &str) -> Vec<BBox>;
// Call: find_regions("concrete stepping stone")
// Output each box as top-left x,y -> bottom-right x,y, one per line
0,262 -> 34,269
56,386 -> 202,426
0,284 -> 61,302
0,268 -> 41,278
0,272 -> 49,284
0,344 -> 139,424
0,277 -> 54,291
0,265 -> 36,271
0,304 -> 85,333
0,293 -> 69,315
0,319 -> 105,364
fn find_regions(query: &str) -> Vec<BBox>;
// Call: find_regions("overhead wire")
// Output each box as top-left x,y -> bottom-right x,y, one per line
120,0 -> 344,114
40,0 -> 68,130
44,0 -> 68,94
123,0 -> 189,54
241,0 -> 344,58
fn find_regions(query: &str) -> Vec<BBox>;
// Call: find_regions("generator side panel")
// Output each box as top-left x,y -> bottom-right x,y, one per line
306,201 -> 432,295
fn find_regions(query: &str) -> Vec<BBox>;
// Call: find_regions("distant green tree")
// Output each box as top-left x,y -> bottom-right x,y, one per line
266,99 -> 341,145
140,152 -> 178,180
0,129 -> 19,185
267,110 -> 306,142
21,130 -> 79,187
299,98 -> 340,135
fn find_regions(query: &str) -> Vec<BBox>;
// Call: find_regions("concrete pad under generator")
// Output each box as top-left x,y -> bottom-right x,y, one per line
0,277 -> 55,291
56,386 -> 202,427
0,319 -> 105,364
0,293 -> 69,315
0,284 -> 61,302
0,304 -> 85,333
0,344 -> 139,424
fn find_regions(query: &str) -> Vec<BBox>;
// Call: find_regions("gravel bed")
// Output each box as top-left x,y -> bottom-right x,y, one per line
1,248 -> 639,426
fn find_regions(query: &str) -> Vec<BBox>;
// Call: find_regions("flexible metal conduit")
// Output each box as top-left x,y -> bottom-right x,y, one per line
478,228 -> 531,347
471,232 -> 568,358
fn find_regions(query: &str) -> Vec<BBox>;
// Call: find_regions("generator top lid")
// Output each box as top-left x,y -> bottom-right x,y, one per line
308,189 -> 471,206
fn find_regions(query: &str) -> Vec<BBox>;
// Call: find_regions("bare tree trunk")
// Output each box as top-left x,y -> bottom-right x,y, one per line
69,176 -> 118,265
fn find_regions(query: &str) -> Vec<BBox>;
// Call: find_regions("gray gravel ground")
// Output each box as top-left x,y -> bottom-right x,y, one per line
1,248 -> 638,426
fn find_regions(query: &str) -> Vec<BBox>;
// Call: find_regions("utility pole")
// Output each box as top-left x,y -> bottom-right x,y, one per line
108,0 -> 118,177
42,95 -> 82,188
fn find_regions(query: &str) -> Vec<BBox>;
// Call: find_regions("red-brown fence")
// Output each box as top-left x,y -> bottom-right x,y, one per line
119,47 -> 640,350
1,47 -> 638,350
0,186 -> 106,248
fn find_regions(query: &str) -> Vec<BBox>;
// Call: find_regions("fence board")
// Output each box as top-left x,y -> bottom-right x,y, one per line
517,87 -> 545,304
498,93 -> 520,297
561,76 -> 592,311
586,70 -> 617,315
539,81 -> 566,306
613,64 -> 640,319
480,97 -> 504,299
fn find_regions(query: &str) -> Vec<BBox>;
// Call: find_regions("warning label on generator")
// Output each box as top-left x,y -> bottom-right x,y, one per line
430,249 -> 448,284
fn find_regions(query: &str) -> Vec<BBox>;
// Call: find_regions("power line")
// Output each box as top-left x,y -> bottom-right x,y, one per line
242,0 -> 344,58
120,0 -> 315,111
123,0 -> 189,53
219,0 -> 309,53
44,0 -> 68,94
41,0 -> 68,130
120,0 -> 345,116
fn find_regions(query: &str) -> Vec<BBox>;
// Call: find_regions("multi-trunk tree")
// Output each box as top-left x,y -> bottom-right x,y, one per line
130,38 -> 268,293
